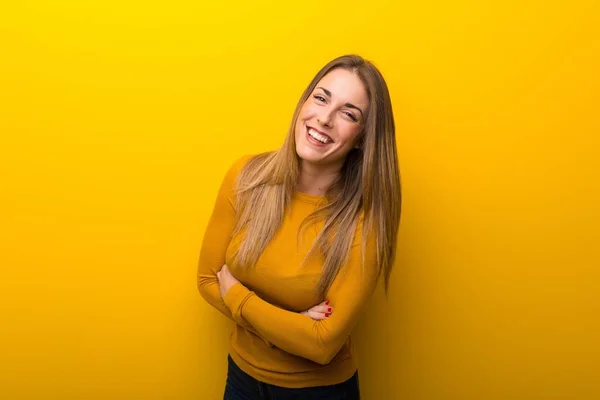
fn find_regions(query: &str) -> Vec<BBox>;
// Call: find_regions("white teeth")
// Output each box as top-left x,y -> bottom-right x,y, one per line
308,128 -> 331,144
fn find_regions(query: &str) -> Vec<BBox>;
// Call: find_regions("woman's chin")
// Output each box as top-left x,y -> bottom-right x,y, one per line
296,147 -> 326,164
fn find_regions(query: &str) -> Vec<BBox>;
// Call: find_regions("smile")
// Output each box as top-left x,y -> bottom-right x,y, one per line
306,126 -> 333,146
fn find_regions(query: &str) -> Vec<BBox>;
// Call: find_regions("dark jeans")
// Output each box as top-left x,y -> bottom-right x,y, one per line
224,355 -> 360,400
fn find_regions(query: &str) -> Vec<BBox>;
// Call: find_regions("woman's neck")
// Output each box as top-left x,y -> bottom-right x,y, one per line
296,159 -> 342,196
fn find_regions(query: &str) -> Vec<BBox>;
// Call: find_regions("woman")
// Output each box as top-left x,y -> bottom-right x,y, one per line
197,54 -> 401,399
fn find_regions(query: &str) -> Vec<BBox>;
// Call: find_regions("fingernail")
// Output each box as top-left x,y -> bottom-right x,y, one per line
325,301 -> 330,305
325,313 -> 330,317
328,307 -> 332,312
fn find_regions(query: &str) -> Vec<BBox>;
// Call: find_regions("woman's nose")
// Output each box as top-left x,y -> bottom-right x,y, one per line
317,109 -> 333,128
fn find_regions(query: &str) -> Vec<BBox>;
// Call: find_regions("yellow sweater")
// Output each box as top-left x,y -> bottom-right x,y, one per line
197,154 -> 379,388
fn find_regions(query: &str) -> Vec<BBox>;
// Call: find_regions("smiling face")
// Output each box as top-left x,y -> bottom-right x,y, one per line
294,68 -> 369,170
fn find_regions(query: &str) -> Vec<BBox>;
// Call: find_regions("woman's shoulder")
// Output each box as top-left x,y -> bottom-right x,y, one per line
224,154 -> 257,182
229,151 -> 274,171
230,153 -> 254,171
226,151 -> 276,182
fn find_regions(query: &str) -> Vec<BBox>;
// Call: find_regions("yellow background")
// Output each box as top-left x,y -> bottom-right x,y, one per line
1,1 -> 599,398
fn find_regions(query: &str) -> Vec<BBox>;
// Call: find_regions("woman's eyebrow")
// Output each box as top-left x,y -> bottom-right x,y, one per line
345,103 -> 364,117
316,86 -> 364,117
316,86 -> 332,97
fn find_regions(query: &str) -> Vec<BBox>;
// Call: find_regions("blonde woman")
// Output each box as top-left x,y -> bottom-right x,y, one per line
197,54 -> 401,399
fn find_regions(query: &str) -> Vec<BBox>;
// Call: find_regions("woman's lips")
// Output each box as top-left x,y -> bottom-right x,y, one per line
306,128 -> 329,147
306,126 -> 333,147
307,126 -> 331,139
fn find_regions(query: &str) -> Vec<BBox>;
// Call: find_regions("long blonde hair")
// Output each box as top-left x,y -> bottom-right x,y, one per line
231,54 -> 401,298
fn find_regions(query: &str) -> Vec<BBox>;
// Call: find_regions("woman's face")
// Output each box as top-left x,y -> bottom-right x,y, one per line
294,68 -> 369,169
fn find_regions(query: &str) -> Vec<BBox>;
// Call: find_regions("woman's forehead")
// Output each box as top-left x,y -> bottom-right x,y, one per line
315,69 -> 369,108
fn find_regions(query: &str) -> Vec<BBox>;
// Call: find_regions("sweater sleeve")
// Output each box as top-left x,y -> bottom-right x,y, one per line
196,155 -> 272,346
223,228 -> 380,365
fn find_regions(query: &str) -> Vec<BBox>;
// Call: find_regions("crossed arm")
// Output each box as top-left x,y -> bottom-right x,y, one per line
197,156 -> 379,364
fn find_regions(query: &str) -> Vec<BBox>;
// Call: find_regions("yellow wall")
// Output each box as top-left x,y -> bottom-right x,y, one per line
1,1 -> 599,398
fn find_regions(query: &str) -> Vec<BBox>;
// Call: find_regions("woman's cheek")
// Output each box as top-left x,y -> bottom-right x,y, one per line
342,126 -> 362,147
302,104 -> 317,118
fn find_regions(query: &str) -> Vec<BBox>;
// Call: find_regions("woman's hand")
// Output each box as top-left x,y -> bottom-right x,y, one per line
301,300 -> 333,320
217,264 -> 240,299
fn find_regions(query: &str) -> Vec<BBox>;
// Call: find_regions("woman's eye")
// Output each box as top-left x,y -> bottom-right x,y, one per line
314,95 -> 326,102
343,111 -> 358,122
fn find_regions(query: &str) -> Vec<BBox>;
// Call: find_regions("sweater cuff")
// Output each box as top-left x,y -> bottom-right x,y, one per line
223,282 -> 254,324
